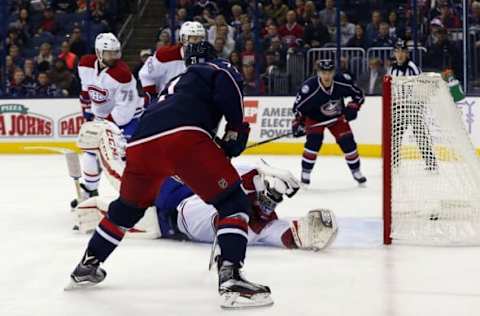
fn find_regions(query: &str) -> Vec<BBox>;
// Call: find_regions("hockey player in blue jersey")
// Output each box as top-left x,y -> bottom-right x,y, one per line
66,41 -> 273,309
292,59 -> 367,186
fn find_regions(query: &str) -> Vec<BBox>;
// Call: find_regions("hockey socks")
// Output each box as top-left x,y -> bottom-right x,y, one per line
216,213 -> 249,265
87,217 -> 126,262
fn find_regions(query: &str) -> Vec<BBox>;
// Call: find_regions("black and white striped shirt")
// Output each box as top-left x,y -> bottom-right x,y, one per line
387,59 -> 421,77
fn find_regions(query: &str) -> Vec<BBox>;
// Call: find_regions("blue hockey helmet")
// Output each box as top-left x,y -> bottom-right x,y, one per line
184,40 -> 217,66
316,59 -> 335,72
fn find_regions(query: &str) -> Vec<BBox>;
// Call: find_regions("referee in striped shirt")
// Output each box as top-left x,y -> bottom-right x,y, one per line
388,39 -> 437,171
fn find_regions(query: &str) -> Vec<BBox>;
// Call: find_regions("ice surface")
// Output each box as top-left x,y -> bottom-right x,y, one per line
1,154 -> 480,316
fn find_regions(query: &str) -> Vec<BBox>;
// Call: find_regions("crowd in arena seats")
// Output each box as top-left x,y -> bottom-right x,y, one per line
156,0 -> 476,95
1,0 -> 136,97
3,0 -> 480,97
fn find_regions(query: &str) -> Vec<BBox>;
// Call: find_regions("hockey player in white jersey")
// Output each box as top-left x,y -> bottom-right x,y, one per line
138,21 -> 205,100
73,33 -> 144,207
71,120 -> 338,251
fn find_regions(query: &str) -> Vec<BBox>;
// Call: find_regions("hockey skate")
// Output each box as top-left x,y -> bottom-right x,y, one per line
351,168 -> 367,185
70,183 -> 99,209
217,258 -> 273,309
301,171 -> 311,187
65,251 -> 106,290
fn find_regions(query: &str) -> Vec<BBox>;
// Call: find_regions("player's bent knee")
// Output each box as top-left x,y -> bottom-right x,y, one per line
337,133 -> 356,152
211,184 -> 251,219
305,133 -> 324,151
107,198 -> 147,229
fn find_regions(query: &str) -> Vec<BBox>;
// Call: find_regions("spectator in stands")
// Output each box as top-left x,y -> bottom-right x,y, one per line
279,10 -> 304,48
319,0 -> 337,29
5,56 -> 15,81
23,59 -> 37,90
294,0 -> 305,19
6,68 -> 32,98
262,23 -> 279,50
214,37 -> 230,58
229,51 -> 242,71
425,27 -> 460,74
265,0 -> 289,25
33,72 -> 61,97
40,7 -> 57,34
304,12 -> 330,48
471,1 -> 480,28
230,4 -> 243,34
48,59 -> 73,96
263,49 -> 281,72
208,15 -> 234,44
302,1 -> 317,26
340,12 -> 355,45
243,61 -> 264,96
358,57 -> 385,95
339,56 -> 355,80
429,0 -> 448,20
372,22 -> 395,47
176,8 -> 188,27
157,30 -> 172,49
9,45 -> 25,68
58,40 -> 78,71
387,10 -> 404,39
36,43 -> 54,68
235,21 -> 254,51
69,27 -> 87,57
346,24 -> 367,49
52,0 -> 78,13
16,8 -> 33,39
366,10 -> 382,46
241,39 -> 260,67
438,4 -> 461,28
199,8 -> 216,28
192,0 -> 218,18
6,28 -> 25,51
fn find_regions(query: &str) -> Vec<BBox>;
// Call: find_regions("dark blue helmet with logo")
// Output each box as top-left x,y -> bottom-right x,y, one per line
316,59 -> 335,71
184,41 -> 217,66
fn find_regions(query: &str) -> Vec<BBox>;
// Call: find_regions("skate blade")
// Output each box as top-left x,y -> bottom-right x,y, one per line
64,277 -> 100,291
220,292 -> 274,309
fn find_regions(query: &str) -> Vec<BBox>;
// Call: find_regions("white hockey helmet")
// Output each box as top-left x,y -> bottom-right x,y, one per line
95,33 -> 122,65
179,21 -> 205,45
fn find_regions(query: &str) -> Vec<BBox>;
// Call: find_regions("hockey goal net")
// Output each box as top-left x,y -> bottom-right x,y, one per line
383,73 -> 480,245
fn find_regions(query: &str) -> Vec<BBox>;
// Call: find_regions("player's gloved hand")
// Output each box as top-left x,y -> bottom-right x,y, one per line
292,114 -> 306,137
119,118 -> 140,142
256,159 -> 301,198
344,102 -> 360,121
82,107 -> 94,121
219,122 -> 250,157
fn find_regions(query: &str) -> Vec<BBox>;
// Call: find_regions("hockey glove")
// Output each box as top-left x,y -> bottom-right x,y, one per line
292,115 -> 306,137
219,122 -> 250,158
344,102 -> 360,121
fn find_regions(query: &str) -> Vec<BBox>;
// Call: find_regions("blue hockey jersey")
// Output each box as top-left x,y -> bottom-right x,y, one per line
293,73 -> 365,123
130,59 -> 244,142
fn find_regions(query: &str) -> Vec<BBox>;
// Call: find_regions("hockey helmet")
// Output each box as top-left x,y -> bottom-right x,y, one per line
316,59 -> 335,72
257,178 -> 284,216
179,21 -> 206,45
95,33 -> 121,66
184,41 -> 217,66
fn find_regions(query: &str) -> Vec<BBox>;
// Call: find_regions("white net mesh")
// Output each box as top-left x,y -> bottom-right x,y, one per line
390,73 -> 480,244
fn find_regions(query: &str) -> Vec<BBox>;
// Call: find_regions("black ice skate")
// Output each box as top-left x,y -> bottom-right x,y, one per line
351,168 -> 367,185
70,183 -> 99,209
217,258 -> 273,309
65,251 -> 106,290
301,171 -> 311,187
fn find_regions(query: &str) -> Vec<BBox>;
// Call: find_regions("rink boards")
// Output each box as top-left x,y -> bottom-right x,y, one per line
0,96 -> 478,156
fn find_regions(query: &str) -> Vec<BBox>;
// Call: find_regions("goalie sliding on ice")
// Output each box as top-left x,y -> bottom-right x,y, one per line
71,119 -> 338,251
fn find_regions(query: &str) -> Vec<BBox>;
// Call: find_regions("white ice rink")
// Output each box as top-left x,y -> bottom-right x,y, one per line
2,154 -> 480,316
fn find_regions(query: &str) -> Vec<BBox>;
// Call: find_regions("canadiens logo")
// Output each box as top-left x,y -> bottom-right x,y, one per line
88,85 -> 109,104
320,100 -> 341,117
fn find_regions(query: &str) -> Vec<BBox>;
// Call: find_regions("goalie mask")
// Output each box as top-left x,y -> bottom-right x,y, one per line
257,178 -> 284,216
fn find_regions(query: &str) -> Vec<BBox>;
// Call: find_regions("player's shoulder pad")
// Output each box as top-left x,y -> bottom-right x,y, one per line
155,44 -> 183,62
334,72 -> 354,84
106,60 -> 133,84
299,75 -> 319,95
79,54 -> 97,68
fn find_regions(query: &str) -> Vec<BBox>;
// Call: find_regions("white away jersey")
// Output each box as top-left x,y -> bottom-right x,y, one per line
138,44 -> 185,96
78,55 -> 143,126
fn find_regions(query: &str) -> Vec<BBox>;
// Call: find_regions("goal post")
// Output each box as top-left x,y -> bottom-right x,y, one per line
382,73 -> 480,245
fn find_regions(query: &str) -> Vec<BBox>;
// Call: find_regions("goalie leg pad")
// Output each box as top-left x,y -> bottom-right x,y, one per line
290,209 -> 338,251
81,152 -> 101,191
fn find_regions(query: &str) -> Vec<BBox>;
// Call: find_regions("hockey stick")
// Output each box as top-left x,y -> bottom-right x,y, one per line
22,146 -> 83,205
246,132 -> 293,149
208,235 -> 218,271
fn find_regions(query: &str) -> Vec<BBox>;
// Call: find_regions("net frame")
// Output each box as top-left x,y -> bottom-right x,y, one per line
383,73 -> 480,245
